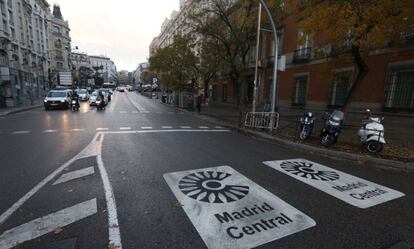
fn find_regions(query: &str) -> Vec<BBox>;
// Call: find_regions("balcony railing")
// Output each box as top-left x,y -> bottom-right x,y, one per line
293,47 -> 312,63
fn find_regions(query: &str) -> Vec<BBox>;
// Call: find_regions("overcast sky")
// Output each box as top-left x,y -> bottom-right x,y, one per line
49,0 -> 179,72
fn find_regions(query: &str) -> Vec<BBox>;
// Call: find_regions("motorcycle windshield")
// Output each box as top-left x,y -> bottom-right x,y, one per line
330,110 -> 344,122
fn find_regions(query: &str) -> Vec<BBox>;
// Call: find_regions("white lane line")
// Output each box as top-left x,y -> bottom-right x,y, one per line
53,167 -> 95,185
0,133 -> 101,226
96,128 -> 109,131
180,126 -> 191,129
161,126 -> 173,129
0,199 -> 97,249
119,127 -> 131,130
141,126 -> 153,130
126,92 -> 148,112
43,129 -> 59,133
198,126 -> 209,129
97,134 -> 122,248
12,130 -> 30,134
215,126 -> 224,129
103,129 -> 231,134
71,128 -> 85,132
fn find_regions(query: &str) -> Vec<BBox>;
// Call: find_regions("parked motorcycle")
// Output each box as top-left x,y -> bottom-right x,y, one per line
71,99 -> 79,112
299,112 -> 315,140
358,109 -> 385,153
320,110 -> 344,146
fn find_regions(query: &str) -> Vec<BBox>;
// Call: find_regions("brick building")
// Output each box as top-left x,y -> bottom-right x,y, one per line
208,4 -> 414,114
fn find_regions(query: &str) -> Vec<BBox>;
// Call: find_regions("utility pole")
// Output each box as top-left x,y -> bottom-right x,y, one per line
252,3 -> 262,113
258,0 -> 279,130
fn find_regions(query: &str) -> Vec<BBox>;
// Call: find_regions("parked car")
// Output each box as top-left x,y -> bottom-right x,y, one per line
44,90 -> 71,110
75,89 -> 89,101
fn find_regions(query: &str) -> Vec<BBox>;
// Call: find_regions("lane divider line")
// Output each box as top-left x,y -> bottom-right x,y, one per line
119,127 -> 131,130
96,128 -> 109,131
0,199 -> 97,249
141,127 -> 153,130
161,126 -> 173,129
198,126 -> 209,129
71,129 -> 85,132
52,167 -> 95,185
12,130 -> 30,134
43,129 -> 59,133
180,126 -> 191,129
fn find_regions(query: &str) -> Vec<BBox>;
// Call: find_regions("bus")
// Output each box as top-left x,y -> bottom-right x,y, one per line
102,83 -> 117,91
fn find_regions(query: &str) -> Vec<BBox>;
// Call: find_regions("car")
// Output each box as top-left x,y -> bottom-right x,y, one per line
75,89 -> 89,101
118,88 -> 125,92
44,90 -> 71,110
89,91 -> 108,106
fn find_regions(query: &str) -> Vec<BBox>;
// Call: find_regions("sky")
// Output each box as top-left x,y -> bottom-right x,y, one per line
49,0 -> 179,72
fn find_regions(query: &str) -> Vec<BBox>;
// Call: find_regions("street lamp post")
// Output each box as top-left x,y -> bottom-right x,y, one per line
258,0 -> 279,131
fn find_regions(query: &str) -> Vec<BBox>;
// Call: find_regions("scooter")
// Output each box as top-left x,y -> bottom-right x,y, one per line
71,99 -> 79,112
320,110 -> 344,146
299,112 -> 315,140
96,99 -> 106,111
358,109 -> 385,153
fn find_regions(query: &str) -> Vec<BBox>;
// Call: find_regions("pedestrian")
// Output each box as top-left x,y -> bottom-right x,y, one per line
196,94 -> 202,113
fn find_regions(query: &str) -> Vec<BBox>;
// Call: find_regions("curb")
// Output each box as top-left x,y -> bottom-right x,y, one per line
155,99 -> 413,172
0,104 -> 43,117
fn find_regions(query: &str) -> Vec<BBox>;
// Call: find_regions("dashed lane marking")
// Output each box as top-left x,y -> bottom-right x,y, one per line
141,126 -> 153,130
53,167 -> 95,185
96,128 -> 109,131
0,199 -> 97,249
43,129 -> 59,133
12,130 -> 30,134
119,127 -> 131,130
180,126 -> 191,129
161,126 -> 173,129
71,129 -> 85,132
199,126 -> 209,129
215,126 -> 224,129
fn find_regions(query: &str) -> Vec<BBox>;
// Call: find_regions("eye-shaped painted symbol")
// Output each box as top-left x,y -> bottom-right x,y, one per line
179,171 -> 249,203
280,161 -> 340,181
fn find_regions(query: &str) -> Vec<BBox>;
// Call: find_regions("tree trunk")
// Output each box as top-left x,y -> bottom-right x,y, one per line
341,45 -> 369,114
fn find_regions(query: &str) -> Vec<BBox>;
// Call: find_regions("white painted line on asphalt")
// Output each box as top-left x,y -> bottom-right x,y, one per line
161,126 -> 173,129
141,126 -> 153,130
0,199 -> 97,249
180,126 -> 191,129
126,92 -> 148,112
12,130 -> 30,134
0,133 -> 101,226
199,126 -> 209,129
96,128 -> 109,131
103,129 -> 231,135
164,166 -> 315,249
119,127 -> 131,130
215,126 -> 224,129
53,167 -> 95,185
71,129 -> 85,132
263,159 -> 405,208
97,134 -> 123,248
43,129 -> 59,133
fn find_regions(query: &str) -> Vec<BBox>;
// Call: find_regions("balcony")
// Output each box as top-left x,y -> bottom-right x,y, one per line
293,47 -> 312,63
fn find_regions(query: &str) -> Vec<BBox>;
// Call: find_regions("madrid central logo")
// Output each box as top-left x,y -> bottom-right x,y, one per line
179,171 -> 249,204
280,161 -> 340,181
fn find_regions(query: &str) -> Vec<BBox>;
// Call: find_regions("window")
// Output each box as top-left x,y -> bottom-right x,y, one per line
0,1 -> 6,16
292,76 -> 308,106
385,65 -> 414,111
222,84 -> 228,102
330,71 -> 352,107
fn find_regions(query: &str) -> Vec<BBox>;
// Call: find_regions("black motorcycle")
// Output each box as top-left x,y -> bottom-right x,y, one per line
96,98 -> 106,111
320,110 -> 344,146
71,98 -> 80,112
299,112 -> 315,140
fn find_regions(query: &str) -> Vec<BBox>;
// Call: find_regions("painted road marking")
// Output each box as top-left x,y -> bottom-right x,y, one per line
96,128 -> 109,131
215,126 -> 224,129
119,127 -> 131,130
103,129 -> 231,135
164,166 -> 315,249
53,167 -> 95,185
162,126 -> 173,129
199,126 -> 209,129
180,126 -> 191,129
0,199 -> 97,249
43,129 -> 59,133
71,129 -> 85,132
263,159 -> 405,208
141,126 -> 153,130
12,130 -> 30,134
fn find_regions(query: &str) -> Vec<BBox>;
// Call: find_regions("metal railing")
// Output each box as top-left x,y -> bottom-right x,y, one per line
293,47 -> 312,63
244,112 -> 279,130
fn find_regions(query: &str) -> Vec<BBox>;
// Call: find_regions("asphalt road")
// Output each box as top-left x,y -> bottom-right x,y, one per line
0,91 -> 412,249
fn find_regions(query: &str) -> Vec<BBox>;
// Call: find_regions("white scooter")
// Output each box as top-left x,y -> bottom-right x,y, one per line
358,109 -> 385,153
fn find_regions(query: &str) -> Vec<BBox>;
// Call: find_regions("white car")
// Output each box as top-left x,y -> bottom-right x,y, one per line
75,89 -> 89,101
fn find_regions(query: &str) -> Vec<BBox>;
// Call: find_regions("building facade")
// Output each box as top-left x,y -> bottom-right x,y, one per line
0,0 -> 72,108
89,55 -> 117,83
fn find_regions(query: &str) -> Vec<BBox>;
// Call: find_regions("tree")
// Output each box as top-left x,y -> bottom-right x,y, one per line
294,0 -> 414,112
149,35 -> 199,91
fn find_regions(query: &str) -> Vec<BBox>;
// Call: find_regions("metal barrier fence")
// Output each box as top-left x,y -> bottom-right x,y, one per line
244,112 -> 279,130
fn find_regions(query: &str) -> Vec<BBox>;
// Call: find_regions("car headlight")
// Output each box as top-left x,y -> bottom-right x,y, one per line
60,100 -> 65,103
44,99 -> 48,103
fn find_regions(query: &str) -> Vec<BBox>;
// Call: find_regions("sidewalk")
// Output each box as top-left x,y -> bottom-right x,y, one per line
0,98 -> 43,117
158,99 -> 414,170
